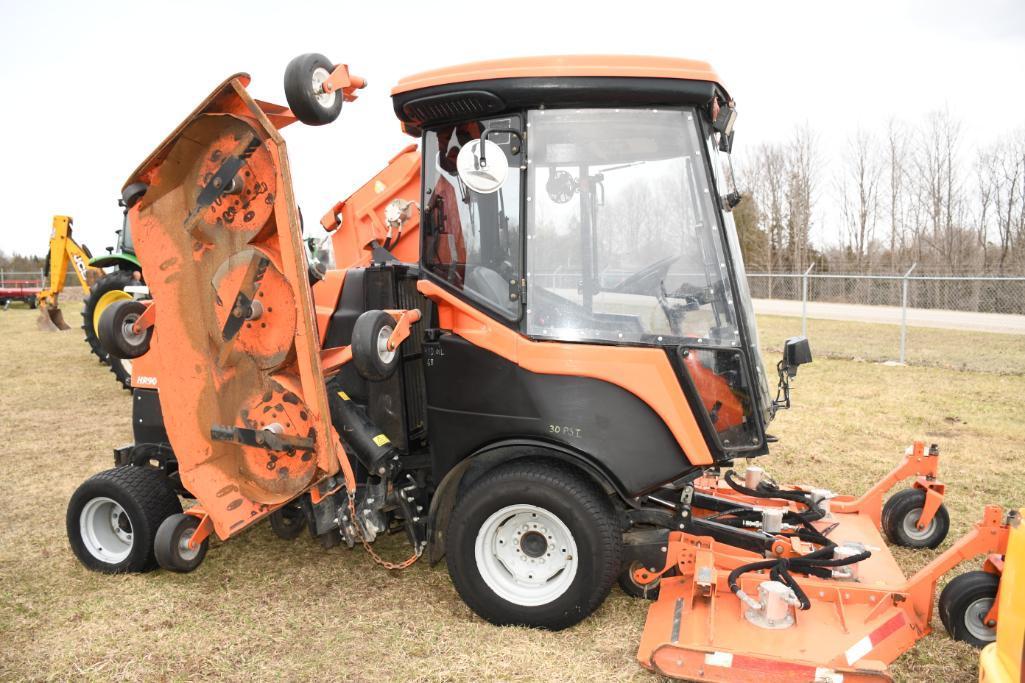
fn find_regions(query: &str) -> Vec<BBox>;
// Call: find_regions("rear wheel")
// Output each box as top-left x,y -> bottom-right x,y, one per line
82,270 -> 136,390
445,461 -> 621,630
67,466 -> 182,573
269,504 -> 307,540
939,571 -> 999,647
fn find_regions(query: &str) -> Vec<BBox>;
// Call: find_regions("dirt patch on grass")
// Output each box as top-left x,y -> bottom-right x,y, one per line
1,304 -> 1023,681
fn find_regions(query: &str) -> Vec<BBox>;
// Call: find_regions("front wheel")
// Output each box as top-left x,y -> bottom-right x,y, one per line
445,461 -> 621,630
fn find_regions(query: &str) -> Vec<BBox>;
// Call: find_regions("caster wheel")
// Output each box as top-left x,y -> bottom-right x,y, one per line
284,53 -> 343,126
882,488 -> 949,549
269,504 -> 307,540
154,513 -> 208,573
351,310 -> 400,381
67,466 -> 182,573
618,561 -> 662,599
97,299 -> 152,360
939,570 -> 999,647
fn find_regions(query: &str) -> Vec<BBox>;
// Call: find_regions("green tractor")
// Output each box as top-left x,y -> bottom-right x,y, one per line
82,182 -> 147,390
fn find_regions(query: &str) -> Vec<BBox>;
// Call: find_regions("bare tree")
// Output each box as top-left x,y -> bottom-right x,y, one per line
838,128 -> 883,270
785,124 -> 817,271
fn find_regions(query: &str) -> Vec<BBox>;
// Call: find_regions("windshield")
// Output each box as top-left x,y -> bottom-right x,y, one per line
525,107 -> 740,346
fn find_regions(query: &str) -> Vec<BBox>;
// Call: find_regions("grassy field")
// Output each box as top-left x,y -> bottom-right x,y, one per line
1,301 -> 1023,682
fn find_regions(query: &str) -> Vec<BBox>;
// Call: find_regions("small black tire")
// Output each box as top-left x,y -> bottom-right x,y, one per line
882,488 -> 949,549
351,310 -> 399,382
284,53 -> 343,126
269,504 -> 307,540
154,513 -> 208,573
67,466 -> 183,573
618,560 -> 662,599
27,297 -> 37,310
445,460 -> 622,630
939,570 -> 999,647
98,299 -> 152,359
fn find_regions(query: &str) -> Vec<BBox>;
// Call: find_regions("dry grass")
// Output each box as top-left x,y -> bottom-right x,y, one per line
1,302 -> 1023,682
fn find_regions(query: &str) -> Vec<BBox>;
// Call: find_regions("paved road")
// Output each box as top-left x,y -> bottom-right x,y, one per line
753,299 -> 1025,335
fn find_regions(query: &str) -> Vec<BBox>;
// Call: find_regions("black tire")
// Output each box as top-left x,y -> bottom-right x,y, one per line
269,504 -> 307,540
284,53 -> 343,126
98,299 -> 152,359
67,466 -> 183,573
618,560 -> 662,599
939,570 -> 999,647
445,461 -> 622,630
351,310 -> 399,381
882,488 -> 950,549
154,513 -> 209,573
82,270 -> 135,390
27,297 -> 37,309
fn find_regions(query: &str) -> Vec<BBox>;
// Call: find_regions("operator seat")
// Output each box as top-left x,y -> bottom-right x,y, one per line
466,265 -> 517,317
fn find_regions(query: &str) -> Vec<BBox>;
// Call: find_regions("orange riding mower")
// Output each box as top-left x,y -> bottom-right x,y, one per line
65,54 -> 1014,680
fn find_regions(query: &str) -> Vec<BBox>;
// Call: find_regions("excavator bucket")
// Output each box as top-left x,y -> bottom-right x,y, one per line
38,306 -> 70,331
121,73 -> 347,541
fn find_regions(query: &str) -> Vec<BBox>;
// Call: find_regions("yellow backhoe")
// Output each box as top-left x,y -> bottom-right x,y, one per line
37,215 -> 101,331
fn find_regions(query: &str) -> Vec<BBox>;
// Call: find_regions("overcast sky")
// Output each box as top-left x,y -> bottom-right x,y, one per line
1,0 -> 1023,259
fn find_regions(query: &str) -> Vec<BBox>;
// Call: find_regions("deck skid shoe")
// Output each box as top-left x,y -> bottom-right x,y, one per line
635,442 -> 1013,682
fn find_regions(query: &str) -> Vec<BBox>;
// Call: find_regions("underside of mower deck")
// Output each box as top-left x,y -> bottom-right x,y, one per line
65,54 -> 1016,682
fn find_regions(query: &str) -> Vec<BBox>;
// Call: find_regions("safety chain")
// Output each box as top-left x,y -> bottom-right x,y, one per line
347,492 -> 423,570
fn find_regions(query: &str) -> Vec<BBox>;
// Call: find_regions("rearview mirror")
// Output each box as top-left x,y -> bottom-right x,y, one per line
456,139 -> 508,194
782,336 -> 812,377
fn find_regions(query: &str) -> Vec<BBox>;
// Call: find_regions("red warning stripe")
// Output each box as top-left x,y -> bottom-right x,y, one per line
869,613 -> 906,646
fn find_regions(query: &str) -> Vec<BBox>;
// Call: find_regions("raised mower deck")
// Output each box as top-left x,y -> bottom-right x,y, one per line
636,443 -> 1013,682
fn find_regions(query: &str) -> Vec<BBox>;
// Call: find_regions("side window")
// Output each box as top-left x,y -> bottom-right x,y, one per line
423,117 -> 523,320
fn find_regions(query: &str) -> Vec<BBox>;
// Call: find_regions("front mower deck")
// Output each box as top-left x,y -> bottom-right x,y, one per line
636,446 -> 1013,682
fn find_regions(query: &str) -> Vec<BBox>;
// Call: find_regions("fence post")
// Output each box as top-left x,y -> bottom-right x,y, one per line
899,263 -> 916,364
0,268 -> 4,287
801,264 -> 815,338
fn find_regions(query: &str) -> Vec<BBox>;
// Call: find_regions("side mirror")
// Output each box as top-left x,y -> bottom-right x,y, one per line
782,336 -> 812,377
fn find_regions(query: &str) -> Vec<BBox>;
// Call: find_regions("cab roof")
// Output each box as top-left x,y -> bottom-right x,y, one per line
391,55 -> 729,133
392,55 -> 723,95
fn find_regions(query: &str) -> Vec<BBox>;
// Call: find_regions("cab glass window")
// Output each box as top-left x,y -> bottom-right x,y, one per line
422,116 -> 523,320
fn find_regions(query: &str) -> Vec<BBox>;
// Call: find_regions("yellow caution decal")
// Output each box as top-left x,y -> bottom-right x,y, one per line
337,391 -> 350,401
373,434 -> 391,447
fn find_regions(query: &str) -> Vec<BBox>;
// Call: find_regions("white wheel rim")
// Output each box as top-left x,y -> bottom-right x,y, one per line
376,325 -> 396,365
964,597 -> 996,641
120,312 -> 146,347
311,67 -> 336,108
902,509 -> 937,541
79,496 -> 134,563
474,504 -> 578,607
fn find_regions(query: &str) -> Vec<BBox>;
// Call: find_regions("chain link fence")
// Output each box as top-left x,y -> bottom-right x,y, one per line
748,271 -> 1025,373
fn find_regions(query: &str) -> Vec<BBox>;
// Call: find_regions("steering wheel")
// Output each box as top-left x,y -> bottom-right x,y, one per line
611,254 -> 679,296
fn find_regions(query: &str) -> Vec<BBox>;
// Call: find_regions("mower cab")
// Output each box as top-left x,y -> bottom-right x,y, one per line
65,54 -> 1015,683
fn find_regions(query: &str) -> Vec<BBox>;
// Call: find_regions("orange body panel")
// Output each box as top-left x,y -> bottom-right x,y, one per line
393,55 -> 722,94
324,145 -> 422,268
417,279 -> 713,466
